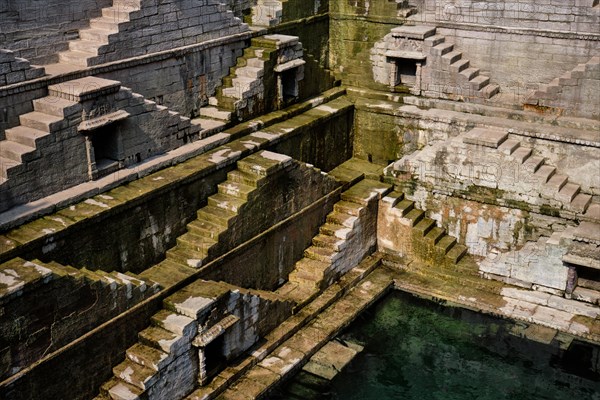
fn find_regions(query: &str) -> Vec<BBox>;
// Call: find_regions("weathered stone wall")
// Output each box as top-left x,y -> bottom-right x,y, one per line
0,0 -> 111,64
0,49 -> 45,86
411,0 -> 600,33
0,261 -> 158,382
0,81 -> 200,213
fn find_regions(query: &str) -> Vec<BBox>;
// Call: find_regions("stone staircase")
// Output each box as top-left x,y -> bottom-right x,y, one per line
422,29 -> 499,99
0,93 -> 76,185
276,179 -> 392,306
527,56 -> 599,105
0,257 -> 159,304
44,0 -> 248,71
390,126 -> 595,215
212,40 -> 275,122
382,190 -> 469,266
0,49 -> 45,86
142,150 -> 293,288
95,279 -> 292,400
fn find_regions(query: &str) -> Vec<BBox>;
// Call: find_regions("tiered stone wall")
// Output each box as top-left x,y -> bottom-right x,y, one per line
0,0 -> 112,64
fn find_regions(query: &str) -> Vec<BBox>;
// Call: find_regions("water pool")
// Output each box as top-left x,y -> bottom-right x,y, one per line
271,291 -> 600,400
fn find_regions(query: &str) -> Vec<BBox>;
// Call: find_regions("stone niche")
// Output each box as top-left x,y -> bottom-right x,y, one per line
371,26 -> 430,95
268,35 -> 306,108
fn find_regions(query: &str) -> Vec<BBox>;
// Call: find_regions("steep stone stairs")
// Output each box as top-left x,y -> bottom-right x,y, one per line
43,0 -> 248,72
0,257 -> 159,306
422,28 -> 500,99
276,178 -> 392,306
95,278 -> 291,400
391,126 -> 595,215
384,190 -> 469,266
526,56 -> 600,106
0,93 -> 77,185
140,151 -> 293,287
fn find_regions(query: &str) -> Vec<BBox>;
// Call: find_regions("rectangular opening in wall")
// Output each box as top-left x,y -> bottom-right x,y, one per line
396,58 -> 417,86
281,68 -> 298,103
90,125 -> 121,177
204,335 -> 227,379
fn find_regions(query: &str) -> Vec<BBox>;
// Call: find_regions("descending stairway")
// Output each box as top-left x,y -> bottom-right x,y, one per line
0,93 -> 75,185
384,190 -> 468,266
391,126 -> 595,215
141,151 -> 293,288
527,56 -> 600,105
423,30 -> 500,99
44,0 -> 248,71
96,279 -> 291,400
276,179 -> 392,305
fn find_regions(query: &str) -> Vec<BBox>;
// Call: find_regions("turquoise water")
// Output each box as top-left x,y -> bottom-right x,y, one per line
271,291 -> 600,400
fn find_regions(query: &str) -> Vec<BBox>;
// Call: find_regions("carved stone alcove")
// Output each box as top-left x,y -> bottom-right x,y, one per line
275,58 -> 306,107
78,109 -> 129,180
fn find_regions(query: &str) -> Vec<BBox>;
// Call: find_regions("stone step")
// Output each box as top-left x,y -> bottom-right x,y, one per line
196,205 -> 237,227
497,138 -> 520,155
534,165 -> 556,183
79,28 -> 113,42
460,67 -> 479,81
89,17 -> 122,31
247,58 -> 265,68
237,151 -> 292,177
413,217 -> 436,237
463,127 -> 508,148
522,155 -> 545,172
469,75 -> 490,90
19,111 -> 64,133
570,193 -> 592,213
33,96 -> 81,117
293,258 -> 330,275
125,342 -> 169,372
151,309 -> 197,337
58,50 -> 95,67
557,182 -> 580,203
186,219 -> 225,240
424,227 -> 446,245
226,169 -> 260,187
326,212 -> 358,228
450,59 -> 470,73
340,179 -> 392,206
218,180 -> 255,200
312,233 -> 347,252
0,140 -> 36,162
199,107 -> 231,122
511,147 -> 532,163
0,258 -> 54,299
431,42 -> 454,56
404,209 -> 424,226
442,50 -> 462,64
208,192 -> 246,213
446,244 -> 468,264
236,66 -> 264,79
102,6 -> 138,21
435,235 -> 457,253
176,232 -> 217,254
333,200 -> 364,217
166,246 -> 207,269
481,83 -> 500,99
304,246 -> 340,264
394,199 -> 415,216
138,325 -> 186,355
104,379 -> 144,400
113,359 -> 157,390
424,34 -> 445,47
583,203 -> 600,221
319,223 -> 355,240
68,39 -> 103,54
545,173 -> 568,192
4,126 -> 49,148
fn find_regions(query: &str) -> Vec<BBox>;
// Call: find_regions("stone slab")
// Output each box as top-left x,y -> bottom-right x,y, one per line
390,25 -> 436,40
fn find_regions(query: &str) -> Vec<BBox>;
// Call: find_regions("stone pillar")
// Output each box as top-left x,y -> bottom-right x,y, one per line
197,348 -> 209,385
565,263 -> 578,299
84,136 -> 97,180
412,61 -> 423,96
